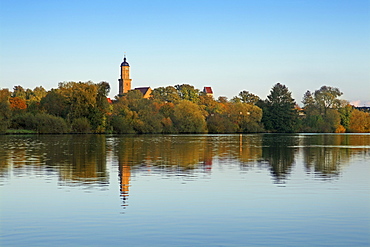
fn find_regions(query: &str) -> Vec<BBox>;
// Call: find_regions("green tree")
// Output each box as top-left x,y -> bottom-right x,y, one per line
41,89 -> 68,118
238,90 -> 260,104
60,81 -> 98,120
34,113 -> 69,133
151,86 -> 180,103
71,117 -> 91,133
338,104 -> 353,130
206,114 -> 236,133
314,86 -> 343,114
260,83 -> 298,133
12,85 -> 26,99
111,115 -> 135,133
0,89 -> 11,132
302,90 -> 315,111
91,81 -> 111,132
31,86 -> 47,102
175,84 -> 200,103
134,100 -> 163,133
302,86 -> 345,132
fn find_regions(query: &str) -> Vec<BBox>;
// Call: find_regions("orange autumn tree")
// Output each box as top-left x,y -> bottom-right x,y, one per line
9,97 -> 27,111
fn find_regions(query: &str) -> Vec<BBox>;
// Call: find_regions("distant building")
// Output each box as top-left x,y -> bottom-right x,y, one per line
203,87 -> 213,97
355,106 -> 370,113
118,56 -> 132,95
134,87 -> 152,99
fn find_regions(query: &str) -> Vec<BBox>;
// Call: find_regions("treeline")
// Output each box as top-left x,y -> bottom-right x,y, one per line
0,81 -> 369,134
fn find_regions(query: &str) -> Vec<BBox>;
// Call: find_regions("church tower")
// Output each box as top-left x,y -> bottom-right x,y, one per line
118,55 -> 132,95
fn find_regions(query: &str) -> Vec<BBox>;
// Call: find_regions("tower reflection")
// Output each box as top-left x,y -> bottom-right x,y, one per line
119,164 -> 131,208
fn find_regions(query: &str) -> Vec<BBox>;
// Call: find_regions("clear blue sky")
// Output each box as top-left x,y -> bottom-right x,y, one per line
1,0 -> 369,106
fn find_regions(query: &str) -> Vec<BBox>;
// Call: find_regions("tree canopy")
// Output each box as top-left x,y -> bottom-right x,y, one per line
258,83 -> 299,133
0,81 -> 367,134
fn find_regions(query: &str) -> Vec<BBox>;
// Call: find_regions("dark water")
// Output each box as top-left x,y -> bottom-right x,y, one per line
0,134 -> 369,246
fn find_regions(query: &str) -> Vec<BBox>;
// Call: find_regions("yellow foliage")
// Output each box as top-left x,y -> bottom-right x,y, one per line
349,109 -> 370,133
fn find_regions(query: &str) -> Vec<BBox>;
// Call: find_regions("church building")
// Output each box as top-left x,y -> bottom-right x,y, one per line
118,56 -> 212,99
118,56 -> 152,98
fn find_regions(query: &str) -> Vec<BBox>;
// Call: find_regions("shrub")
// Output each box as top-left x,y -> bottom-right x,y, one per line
111,115 -> 135,134
71,118 -> 91,133
10,112 -> 37,130
34,113 -> 69,133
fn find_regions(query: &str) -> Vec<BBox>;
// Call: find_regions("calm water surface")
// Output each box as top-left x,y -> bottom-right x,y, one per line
0,134 -> 369,246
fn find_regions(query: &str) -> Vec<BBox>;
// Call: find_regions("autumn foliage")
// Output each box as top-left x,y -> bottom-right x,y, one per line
9,97 -> 27,111
0,82 -> 368,134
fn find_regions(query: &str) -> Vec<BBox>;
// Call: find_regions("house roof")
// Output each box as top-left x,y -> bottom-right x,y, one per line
203,87 -> 213,94
134,87 -> 151,95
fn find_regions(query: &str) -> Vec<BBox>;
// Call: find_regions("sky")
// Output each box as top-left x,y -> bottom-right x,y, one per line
0,0 -> 369,106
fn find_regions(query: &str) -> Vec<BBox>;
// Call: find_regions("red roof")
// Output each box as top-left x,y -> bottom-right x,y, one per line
203,87 -> 213,94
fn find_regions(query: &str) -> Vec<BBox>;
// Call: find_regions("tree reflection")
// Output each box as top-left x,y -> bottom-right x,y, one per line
1,133 -> 368,209
260,134 -> 299,183
302,134 -> 369,178
0,135 -> 108,187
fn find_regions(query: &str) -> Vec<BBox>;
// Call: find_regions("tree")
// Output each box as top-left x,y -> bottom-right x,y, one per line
217,96 -> 228,103
9,97 -> 27,112
34,113 -> 69,133
41,89 -> 68,118
151,86 -> 180,103
12,85 -> 26,99
260,83 -> 298,133
302,90 -> 315,110
314,86 -> 343,114
301,86 -> 345,132
71,117 -> 91,133
207,114 -> 236,133
91,81 -> 111,132
175,84 -> 200,103
173,100 -> 207,133
31,86 -> 47,102
0,89 -> 11,132
228,102 -> 263,132
338,104 -> 353,130
238,90 -> 260,104
111,115 -> 135,133
348,109 -> 370,132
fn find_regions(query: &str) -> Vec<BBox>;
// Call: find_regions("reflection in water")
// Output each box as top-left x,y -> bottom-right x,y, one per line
0,135 -> 108,187
1,134 -> 369,247
260,134 -> 299,183
1,134 -> 369,195
119,165 -> 130,208
302,134 -> 370,178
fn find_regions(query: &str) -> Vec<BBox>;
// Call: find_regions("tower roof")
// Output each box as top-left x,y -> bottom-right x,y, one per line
121,57 -> 130,67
